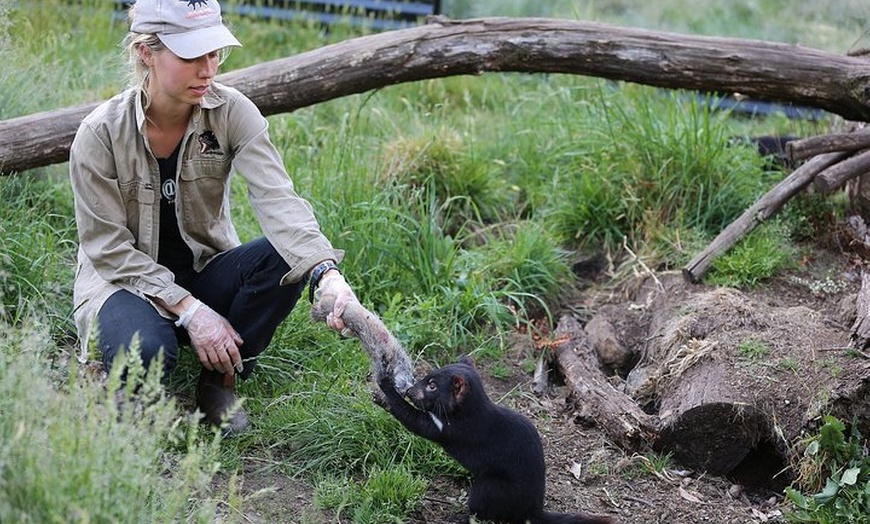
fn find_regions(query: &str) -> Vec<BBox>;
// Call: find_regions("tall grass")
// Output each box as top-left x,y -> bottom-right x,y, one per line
0,332 -> 226,523
0,176 -> 77,341
539,85 -> 775,265
1,0 -> 866,521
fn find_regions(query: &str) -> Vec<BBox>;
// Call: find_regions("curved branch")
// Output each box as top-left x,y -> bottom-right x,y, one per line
3,16 -> 870,174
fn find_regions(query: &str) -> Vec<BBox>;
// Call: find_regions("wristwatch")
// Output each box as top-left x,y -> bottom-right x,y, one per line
308,260 -> 340,303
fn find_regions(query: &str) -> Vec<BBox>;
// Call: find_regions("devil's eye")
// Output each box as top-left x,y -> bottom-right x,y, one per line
426,381 -> 437,391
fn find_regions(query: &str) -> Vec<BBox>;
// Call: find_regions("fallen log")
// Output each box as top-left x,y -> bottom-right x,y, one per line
310,293 -> 416,394
4,16 -> 870,174
554,314 -> 658,451
786,128 -> 870,161
559,273 -> 862,485
643,285 -> 787,477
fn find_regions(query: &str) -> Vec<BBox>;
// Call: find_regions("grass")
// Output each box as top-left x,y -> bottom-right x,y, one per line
1,0 -> 867,521
0,176 -> 77,340
0,334 -> 225,523
622,452 -> 675,480
737,338 -> 772,361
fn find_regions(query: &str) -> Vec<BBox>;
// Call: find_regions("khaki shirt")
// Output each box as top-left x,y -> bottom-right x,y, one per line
69,82 -> 342,359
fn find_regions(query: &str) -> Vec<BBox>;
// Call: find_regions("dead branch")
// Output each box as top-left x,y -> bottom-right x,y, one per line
814,149 -> 870,194
310,293 -> 415,393
554,314 -> 659,450
787,129 -> 870,161
683,151 -> 851,282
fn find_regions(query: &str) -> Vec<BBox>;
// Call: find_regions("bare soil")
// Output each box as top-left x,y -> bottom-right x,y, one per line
228,244 -> 867,524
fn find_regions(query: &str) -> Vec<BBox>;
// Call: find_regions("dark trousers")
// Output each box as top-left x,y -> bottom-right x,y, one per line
96,238 -> 305,380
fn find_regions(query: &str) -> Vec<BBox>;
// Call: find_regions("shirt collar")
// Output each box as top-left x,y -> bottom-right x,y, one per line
134,83 -> 228,135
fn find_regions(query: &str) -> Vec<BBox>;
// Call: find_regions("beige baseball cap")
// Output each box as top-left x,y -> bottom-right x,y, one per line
130,0 -> 241,59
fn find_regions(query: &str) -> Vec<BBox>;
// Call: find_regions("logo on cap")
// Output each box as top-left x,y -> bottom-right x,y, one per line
183,0 -> 209,8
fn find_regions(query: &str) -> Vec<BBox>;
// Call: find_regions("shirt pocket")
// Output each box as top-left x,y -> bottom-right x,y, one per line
118,179 -> 155,241
178,156 -> 232,206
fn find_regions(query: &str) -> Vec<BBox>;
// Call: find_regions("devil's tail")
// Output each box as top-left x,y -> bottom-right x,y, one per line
534,510 -> 617,524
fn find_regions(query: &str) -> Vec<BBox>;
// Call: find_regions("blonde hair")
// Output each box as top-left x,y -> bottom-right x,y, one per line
122,32 -> 162,111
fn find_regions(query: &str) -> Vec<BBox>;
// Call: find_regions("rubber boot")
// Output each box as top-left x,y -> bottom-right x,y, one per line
196,368 -> 251,437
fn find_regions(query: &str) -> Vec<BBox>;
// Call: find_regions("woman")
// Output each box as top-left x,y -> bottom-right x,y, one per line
69,0 -> 356,435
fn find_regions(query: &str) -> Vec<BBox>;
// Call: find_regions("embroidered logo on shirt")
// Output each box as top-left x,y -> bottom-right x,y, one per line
198,131 -> 223,156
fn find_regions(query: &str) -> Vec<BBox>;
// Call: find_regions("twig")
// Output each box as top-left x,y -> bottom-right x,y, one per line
622,236 -> 663,292
817,346 -> 870,359
621,494 -> 655,507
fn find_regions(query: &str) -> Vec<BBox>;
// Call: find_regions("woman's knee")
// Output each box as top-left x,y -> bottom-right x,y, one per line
97,290 -> 179,376
101,334 -> 178,375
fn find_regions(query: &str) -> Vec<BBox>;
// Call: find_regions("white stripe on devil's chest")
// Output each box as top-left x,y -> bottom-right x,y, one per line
428,411 -> 444,432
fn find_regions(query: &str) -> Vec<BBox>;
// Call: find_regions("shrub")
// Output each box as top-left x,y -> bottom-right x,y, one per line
786,416 -> 870,523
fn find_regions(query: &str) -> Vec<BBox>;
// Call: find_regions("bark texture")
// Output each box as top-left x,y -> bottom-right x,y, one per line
555,273 -> 867,478
3,15 -> 870,174
310,293 -> 415,394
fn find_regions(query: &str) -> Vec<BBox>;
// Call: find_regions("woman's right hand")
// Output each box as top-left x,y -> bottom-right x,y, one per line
184,302 -> 244,374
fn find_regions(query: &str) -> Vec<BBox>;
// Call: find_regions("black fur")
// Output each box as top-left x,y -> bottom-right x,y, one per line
378,357 -> 615,524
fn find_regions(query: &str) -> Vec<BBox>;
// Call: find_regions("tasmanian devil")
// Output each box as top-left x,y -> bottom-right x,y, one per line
378,356 -> 616,524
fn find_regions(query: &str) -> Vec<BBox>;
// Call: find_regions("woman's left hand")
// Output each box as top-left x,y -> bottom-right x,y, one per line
317,270 -> 358,335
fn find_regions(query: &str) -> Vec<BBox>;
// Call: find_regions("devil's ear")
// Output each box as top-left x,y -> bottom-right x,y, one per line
458,355 -> 476,369
452,375 -> 468,402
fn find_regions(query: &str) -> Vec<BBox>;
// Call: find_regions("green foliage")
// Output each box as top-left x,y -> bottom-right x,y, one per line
379,126 -> 511,234
737,339 -> 771,361
782,191 -> 844,244
2,0 -> 125,118
0,329 -> 226,524
0,176 -> 77,338
542,86 -> 772,262
707,220 -> 798,288
582,0 -> 868,53
314,466 -> 428,523
786,416 -> 870,523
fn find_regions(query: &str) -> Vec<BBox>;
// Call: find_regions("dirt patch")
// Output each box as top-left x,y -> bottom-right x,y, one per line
230,246 -> 867,523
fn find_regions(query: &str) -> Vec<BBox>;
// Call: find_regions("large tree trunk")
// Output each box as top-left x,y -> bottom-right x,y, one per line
3,15 -> 870,174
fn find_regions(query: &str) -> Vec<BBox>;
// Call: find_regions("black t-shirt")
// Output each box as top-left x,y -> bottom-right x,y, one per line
156,143 -> 194,272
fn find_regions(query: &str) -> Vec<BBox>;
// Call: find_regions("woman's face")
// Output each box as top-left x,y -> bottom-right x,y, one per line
143,45 -> 220,110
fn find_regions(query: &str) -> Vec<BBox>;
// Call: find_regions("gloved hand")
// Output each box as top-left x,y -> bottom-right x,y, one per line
316,270 -> 358,336
177,299 -> 244,375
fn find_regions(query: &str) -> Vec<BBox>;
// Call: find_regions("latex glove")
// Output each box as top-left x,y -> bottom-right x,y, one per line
317,270 -> 358,335
178,300 -> 244,375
